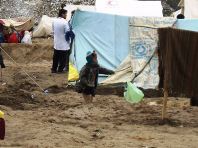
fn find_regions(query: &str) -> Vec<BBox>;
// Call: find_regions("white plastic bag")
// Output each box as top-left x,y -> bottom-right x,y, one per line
21,31 -> 32,44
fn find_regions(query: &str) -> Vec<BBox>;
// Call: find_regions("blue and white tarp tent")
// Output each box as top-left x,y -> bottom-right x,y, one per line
103,18 -> 198,88
103,17 -> 176,88
71,9 -> 198,89
71,10 -> 129,72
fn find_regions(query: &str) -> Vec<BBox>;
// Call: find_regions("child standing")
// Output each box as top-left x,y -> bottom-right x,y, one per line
78,51 -> 114,103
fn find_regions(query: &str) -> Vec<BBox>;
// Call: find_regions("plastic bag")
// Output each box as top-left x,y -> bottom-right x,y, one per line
124,82 -> 144,104
21,31 -> 32,44
68,62 -> 79,82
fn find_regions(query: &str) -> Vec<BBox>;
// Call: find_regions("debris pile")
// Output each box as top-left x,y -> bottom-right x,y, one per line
0,0 -> 96,22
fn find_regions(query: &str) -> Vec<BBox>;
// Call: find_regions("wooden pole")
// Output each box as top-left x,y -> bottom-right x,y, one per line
0,67 -> 2,83
162,62 -> 168,120
162,89 -> 168,120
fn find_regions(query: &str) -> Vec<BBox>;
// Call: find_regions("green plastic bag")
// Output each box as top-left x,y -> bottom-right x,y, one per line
124,82 -> 144,103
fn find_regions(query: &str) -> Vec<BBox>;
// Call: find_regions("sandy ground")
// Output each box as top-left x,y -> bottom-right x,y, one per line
0,41 -> 198,148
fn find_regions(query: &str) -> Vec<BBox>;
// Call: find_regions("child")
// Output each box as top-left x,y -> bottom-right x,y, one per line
78,51 -> 114,103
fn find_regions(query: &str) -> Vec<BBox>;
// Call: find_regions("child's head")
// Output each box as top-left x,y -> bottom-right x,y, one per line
177,14 -> 185,19
86,51 -> 98,64
92,51 -> 98,63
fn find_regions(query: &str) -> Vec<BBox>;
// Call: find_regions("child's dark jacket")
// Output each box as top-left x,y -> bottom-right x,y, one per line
79,63 -> 114,89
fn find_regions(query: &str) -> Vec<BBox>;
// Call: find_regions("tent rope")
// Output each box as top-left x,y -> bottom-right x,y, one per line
0,46 -> 46,93
131,49 -> 157,82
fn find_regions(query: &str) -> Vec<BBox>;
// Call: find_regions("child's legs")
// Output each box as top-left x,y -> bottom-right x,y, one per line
83,94 -> 93,103
82,87 -> 95,103
83,94 -> 89,103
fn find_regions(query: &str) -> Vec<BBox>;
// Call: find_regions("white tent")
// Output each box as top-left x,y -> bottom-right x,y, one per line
178,0 -> 198,18
33,5 -> 95,37
64,5 -> 95,21
95,0 -> 163,17
33,2 -> 164,38
33,15 -> 55,38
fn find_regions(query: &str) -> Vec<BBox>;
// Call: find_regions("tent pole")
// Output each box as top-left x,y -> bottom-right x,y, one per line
162,88 -> 168,120
0,67 -> 2,83
162,64 -> 168,120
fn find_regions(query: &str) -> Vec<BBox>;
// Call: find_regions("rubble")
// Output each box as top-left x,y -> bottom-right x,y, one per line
0,0 -> 96,22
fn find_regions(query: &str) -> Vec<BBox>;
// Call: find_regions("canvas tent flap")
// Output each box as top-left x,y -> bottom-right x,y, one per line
1,17 -> 34,31
33,15 -> 55,37
71,10 -> 129,73
101,54 -> 133,84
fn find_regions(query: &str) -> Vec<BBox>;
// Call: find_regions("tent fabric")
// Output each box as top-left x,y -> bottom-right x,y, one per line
178,0 -> 184,7
158,28 -> 198,97
95,0 -> 163,17
33,15 -> 55,38
103,18 -> 198,88
176,19 -> 198,32
102,17 -> 176,87
179,0 -> 198,18
101,54 -> 133,84
184,0 -> 198,18
130,17 -> 175,89
71,10 -> 129,72
0,17 -> 34,32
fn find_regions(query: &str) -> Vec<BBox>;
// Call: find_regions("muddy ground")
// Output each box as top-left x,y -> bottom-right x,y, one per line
0,41 -> 198,148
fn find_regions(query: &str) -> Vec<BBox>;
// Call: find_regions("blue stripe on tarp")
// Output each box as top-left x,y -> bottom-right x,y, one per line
176,19 -> 198,32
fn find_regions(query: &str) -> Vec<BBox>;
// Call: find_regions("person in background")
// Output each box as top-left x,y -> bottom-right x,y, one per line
78,51 -> 114,103
7,26 -> 20,43
0,45 -> 5,69
177,14 -> 185,19
63,10 -> 76,72
51,5 -> 70,73
67,10 -> 75,51
0,23 -> 5,43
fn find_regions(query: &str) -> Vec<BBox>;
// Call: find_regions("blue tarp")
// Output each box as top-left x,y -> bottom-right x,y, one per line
176,19 -> 198,32
71,10 -> 129,72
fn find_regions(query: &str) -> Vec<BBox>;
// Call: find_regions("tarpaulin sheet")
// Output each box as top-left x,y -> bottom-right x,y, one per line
129,17 -> 175,89
102,17 -> 176,86
184,0 -> 198,18
71,10 -> 129,72
0,17 -> 34,32
158,28 -> 198,97
176,19 -> 198,32
101,54 -> 133,84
